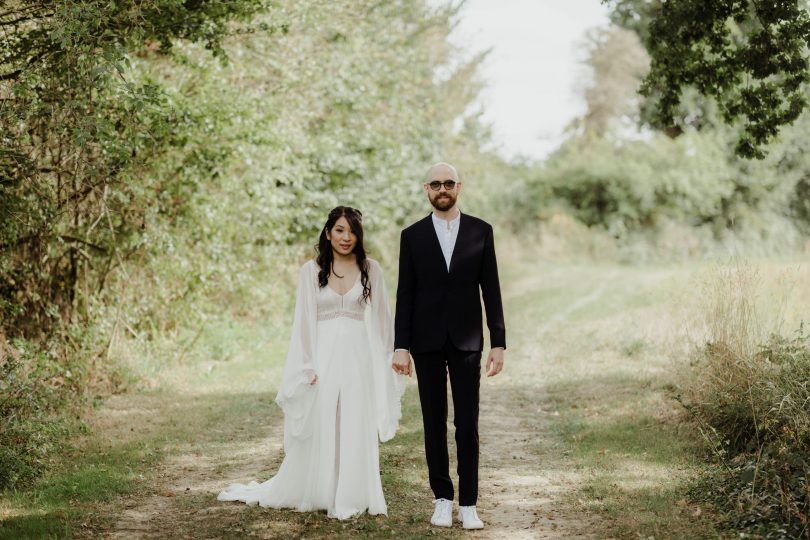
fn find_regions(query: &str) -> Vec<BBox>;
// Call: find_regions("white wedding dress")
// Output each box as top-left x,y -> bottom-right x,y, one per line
217,258 -> 406,519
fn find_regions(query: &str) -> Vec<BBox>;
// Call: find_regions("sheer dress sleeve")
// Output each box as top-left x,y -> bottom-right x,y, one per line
275,260 -> 319,446
366,259 -> 407,442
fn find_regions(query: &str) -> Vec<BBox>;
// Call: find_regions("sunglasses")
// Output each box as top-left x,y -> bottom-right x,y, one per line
427,180 -> 457,191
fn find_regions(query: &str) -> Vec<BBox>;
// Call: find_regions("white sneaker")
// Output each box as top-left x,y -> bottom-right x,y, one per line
458,505 -> 484,529
430,498 -> 453,527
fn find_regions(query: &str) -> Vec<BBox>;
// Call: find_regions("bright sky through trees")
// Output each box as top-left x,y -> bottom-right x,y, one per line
447,0 -> 611,160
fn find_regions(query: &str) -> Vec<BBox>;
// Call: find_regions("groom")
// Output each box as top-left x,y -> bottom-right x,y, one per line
392,162 -> 506,530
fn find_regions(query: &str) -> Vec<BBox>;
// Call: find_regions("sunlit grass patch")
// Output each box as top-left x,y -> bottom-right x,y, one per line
518,260 -> 730,538
546,378 -> 725,538
0,438 -> 161,539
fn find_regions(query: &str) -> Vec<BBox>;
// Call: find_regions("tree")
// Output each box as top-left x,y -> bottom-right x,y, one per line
603,0 -> 810,158
0,1 -> 269,338
574,26 -> 650,137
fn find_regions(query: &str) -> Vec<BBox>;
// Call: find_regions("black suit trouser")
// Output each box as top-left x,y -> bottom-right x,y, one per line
412,339 -> 481,506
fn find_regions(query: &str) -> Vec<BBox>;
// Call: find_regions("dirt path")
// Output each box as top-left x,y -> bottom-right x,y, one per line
476,387 -> 599,539
101,394 -> 286,539
474,276 -> 609,539
90,263 -> 612,539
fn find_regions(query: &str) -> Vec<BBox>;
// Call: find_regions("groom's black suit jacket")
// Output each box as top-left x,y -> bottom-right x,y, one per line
394,212 -> 506,354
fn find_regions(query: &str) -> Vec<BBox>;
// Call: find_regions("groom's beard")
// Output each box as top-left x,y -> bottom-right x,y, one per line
430,192 -> 456,211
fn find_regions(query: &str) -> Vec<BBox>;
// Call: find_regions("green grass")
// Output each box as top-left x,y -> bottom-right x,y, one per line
4,255 -> 808,538
503,257 -> 732,539
0,438 -> 162,539
0,316 -> 465,539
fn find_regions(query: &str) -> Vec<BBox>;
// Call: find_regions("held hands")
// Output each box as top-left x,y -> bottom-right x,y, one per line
486,347 -> 505,377
390,349 -> 501,376
391,350 -> 412,376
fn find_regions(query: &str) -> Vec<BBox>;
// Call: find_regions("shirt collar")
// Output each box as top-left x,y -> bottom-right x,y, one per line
431,208 -> 461,230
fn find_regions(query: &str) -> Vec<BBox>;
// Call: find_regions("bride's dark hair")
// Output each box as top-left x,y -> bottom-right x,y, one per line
316,206 -> 370,304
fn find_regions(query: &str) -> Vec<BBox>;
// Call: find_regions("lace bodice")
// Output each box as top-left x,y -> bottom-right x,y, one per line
316,275 -> 366,322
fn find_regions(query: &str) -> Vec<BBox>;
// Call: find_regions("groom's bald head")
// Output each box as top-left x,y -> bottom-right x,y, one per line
426,162 -> 459,182
424,161 -> 462,212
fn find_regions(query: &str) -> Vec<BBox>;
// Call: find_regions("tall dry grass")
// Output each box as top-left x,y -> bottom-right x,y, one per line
680,261 -> 810,538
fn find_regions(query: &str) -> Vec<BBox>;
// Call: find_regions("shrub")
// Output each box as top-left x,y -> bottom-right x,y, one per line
681,264 -> 810,537
0,336 -> 77,490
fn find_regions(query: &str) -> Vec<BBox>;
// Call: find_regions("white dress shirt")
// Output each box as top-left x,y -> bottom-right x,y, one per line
432,209 -> 461,271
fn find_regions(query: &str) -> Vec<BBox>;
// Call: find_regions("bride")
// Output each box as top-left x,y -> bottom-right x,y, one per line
217,206 -> 406,519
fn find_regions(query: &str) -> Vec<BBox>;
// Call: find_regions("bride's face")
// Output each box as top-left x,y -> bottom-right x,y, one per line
326,216 -> 357,257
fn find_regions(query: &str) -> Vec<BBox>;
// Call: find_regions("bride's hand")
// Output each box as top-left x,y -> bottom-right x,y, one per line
392,350 -> 412,376
304,369 -> 318,385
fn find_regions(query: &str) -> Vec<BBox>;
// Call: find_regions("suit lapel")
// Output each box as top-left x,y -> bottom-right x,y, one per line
448,212 -> 466,275
419,213 -> 448,276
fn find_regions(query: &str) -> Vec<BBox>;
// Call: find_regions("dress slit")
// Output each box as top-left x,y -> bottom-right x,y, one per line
334,391 -> 341,503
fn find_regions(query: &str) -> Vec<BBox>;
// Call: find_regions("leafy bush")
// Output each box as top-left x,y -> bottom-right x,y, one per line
536,132 -> 737,233
518,119 -> 810,256
686,331 -> 810,538
0,336 -> 80,490
681,264 -> 810,537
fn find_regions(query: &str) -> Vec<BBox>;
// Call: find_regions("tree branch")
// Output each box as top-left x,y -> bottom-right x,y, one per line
0,11 -> 53,26
0,49 -> 48,81
58,235 -> 108,254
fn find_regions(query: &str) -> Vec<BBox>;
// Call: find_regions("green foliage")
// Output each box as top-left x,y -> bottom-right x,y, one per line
678,264 -> 810,537
525,124 -> 809,249
511,3 -> 810,256
0,0 -> 272,490
684,329 -> 810,538
0,0 -> 494,491
516,79 -> 810,258
0,0 -> 267,338
605,0 -> 810,159
0,338 -> 74,490
534,132 -> 734,233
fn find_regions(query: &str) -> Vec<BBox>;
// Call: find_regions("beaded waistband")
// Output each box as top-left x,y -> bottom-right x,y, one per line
317,310 -> 364,322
